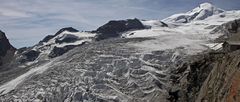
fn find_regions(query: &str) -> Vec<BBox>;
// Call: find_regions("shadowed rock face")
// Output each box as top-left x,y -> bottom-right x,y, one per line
211,19 -> 240,39
19,50 -> 41,63
0,30 -> 16,66
55,34 -> 79,44
95,18 -> 145,40
40,35 -> 55,43
169,53 -> 219,102
48,45 -> 82,58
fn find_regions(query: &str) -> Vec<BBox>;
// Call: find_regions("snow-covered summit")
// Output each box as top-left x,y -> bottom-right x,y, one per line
16,27 -> 96,65
163,2 -> 224,23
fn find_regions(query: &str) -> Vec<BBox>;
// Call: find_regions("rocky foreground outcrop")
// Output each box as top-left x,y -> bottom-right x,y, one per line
168,52 -> 223,102
196,51 -> 240,102
169,50 -> 240,102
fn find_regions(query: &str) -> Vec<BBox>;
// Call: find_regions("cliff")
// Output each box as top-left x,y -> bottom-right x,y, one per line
196,51 -> 240,102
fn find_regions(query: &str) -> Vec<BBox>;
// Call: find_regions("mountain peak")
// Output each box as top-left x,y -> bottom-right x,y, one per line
54,27 -> 79,36
190,2 -> 224,13
40,27 -> 79,43
0,30 -> 16,66
163,2 -> 224,23
199,2 -> 213,9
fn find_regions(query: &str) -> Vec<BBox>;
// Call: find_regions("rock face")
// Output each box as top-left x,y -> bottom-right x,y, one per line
48,45 -> 81,58
0,30 -> 16,66
211,19 -> 240,38
40,35 -> 55,43
169,53 -> 222,102
95,18 -> 145,40
55,34 -> 79,44
19,50 -> 41,63
196,51 -> 240,102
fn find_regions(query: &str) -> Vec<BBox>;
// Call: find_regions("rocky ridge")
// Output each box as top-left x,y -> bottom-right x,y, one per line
0,30 -> 16,67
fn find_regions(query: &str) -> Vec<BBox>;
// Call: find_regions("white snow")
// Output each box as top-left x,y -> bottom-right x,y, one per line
123,8 -> 240,54
123,21 -> 212,54
204,43 -> 223,50
122,27 -> 178,38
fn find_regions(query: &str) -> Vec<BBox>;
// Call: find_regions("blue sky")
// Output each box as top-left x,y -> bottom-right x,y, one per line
0,0 -> 240,48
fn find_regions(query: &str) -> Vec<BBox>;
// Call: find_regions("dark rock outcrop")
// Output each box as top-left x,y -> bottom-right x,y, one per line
196,51 -> 240,102
19,50 -> 41,63
24,50 -> 41,61
40,35 -> 55,43
211,19 -> 240,41
55,34 -> 79,44
17,47 -> 29,54
0,30 -> 16,66
48,45 -> 83,58
54,27 -> 79,36
40,27 -> 79,43
169,52 -> 223,102
94,18 -> 145,40
161,21 -> 169,27
228,19 -> 240,33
